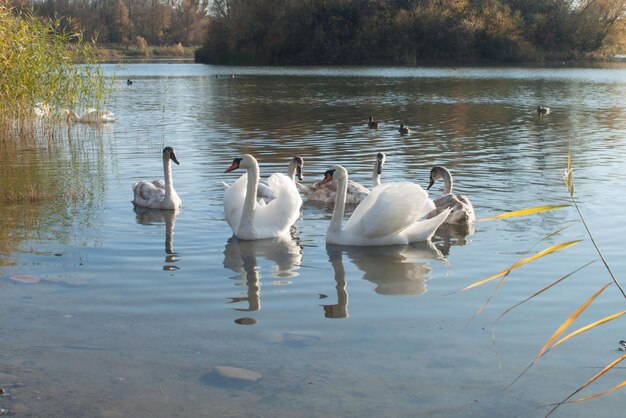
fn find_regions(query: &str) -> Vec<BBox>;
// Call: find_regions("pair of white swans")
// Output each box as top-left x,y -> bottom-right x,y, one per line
223,154 -> 449,244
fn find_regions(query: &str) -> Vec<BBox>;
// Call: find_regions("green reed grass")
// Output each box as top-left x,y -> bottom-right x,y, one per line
0,4 -> 107,133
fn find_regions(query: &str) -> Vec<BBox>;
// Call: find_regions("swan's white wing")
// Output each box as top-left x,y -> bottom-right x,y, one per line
253,173 -> 302,238
344,182 -> 429,238
403,209 -> 451,242
257,181 -> 277,203
223,173 -> 248,234
132,179 -> 165,208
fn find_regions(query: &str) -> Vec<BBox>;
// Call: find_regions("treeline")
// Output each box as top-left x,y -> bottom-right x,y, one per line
11,0 -> 209,46
196,0 -> 626,65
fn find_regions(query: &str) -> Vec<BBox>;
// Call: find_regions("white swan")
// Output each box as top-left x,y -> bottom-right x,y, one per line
222,156 -> 303,204
319,165 -> 450,245
223,154 -> 302,240
132,147 -> 182,210
426,166 -> 475,225
65,108 -> 116,124
299,153 -> 385,204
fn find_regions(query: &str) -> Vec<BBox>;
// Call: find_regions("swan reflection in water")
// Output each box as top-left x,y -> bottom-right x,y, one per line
133,206 -> 179,269
223,235 -> 302,312
432,222 -> 475,256
322,241 -> 444,318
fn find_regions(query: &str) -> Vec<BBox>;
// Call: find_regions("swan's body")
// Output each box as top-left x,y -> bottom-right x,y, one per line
536,105 -> 550,115
223,154 -> 302,240
399,123 -> 410,134
367,116 -> 379,129
320,165 -> 449,245
132,147 -> 182,210
299,153 -> 385,204
426,166 -> 474,225
66,108 -> 116,124
222,156 -> 303,204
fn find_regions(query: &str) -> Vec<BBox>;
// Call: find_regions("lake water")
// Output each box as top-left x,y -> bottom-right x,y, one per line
1,63 -> 626,417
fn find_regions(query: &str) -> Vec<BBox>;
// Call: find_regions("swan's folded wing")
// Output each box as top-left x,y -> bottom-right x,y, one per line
254,173 -> 302,236
133,180 -> 165,206
344,182 -> 430,238
223,173 -> 248,232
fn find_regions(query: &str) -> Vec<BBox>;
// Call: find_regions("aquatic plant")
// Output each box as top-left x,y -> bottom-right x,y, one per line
464,148 -> 625,416
0,4 -> 107,134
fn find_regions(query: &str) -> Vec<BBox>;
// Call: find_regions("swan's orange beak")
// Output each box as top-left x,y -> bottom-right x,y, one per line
318,170 -> 334,186
225,158 -> 242,173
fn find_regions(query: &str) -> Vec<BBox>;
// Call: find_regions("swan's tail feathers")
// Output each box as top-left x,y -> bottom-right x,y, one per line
405,208 -> 451,243
222,181 -> 231,190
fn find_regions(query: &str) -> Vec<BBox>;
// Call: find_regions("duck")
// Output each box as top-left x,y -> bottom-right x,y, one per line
426,166 -> 475,225
367,116 -> 379,129
127,79 -> 133,85
132,147 -> 182,210
319,165 -> 449,245
299,152 -> 384,204
223,156 -> 303,204
223,154 -> 302,240
536,105 -> 550,115
399,123 -> 410,134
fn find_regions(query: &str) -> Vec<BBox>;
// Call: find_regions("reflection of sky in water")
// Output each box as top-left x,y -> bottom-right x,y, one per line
1,63 -> 626,417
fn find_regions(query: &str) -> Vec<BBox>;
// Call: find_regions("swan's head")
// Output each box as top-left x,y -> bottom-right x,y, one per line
291,156 -> 304,181
427,166 -> 450,190
319,165 -> 347,186
376,152 -> 386,174
225,154 -> 257,173
163,147 -> 179,165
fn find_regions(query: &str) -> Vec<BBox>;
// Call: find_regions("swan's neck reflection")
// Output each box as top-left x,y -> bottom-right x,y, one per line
223,236 -> 302,312
134,206 -> 179,269
324,241 -> 444,316
323,246 -> 349,319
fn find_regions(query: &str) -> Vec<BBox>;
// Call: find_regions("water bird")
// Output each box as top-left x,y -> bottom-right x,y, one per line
399,123 -> 410,134
223,154 -> 302,240
132,147 -> 182,210
426,166 -> 475,225
536,105 -> 550,115
318,165 -> 449,245
367,116 -> 379,129
127,79 -> 133,85
223,156 -> 303,204
64,108 -> 116,124
299,152 -> 384,204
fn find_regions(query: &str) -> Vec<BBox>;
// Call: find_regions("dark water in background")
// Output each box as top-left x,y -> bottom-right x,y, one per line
1,63 -> 626,417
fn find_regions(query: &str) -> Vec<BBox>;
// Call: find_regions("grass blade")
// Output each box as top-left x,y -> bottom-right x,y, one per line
459,241 -> 581,292
545,353 -> 626,417
550,311 -> 626,350
496,260 -> 596,322
569,380 -> 626,403
477,205 -> 569,222
535,282 -> 613,362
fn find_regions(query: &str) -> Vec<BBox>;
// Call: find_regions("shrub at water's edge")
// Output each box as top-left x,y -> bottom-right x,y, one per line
0,4 -> 107,132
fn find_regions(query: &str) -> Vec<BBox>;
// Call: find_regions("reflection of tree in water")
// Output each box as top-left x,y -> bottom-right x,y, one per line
431,222 -> 475,256
0,126 -> 106,267
323,242 -> 444,318
223,236 -> 302,312
133,206 -> 179,270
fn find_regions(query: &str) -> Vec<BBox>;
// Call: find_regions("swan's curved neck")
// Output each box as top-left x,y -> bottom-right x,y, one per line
163,157 -> 174,198
329,175 -> 347,236
372,163 -> 381,187
441,170 -> 453,195
239,162 -> 259,237
287,162 -> 296,182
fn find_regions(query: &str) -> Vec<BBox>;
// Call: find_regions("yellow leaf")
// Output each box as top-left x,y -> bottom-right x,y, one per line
460,241 -> 581,292
535,282 -> 612,362
478,205 -> 569,221
551,311 -> 626,350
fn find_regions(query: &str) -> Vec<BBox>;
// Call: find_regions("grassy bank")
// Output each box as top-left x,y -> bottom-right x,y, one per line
96,42 -> 197,61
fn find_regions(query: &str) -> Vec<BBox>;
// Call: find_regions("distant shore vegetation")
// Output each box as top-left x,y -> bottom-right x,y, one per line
196,0 -> 626,65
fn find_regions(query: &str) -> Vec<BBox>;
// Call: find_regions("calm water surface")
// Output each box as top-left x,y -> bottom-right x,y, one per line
2,63 -> 626,417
